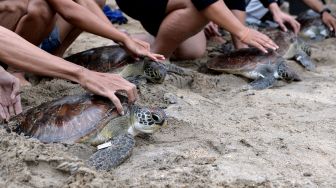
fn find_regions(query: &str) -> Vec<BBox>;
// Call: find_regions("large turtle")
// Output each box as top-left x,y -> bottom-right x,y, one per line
65,45 -> 187,84
11,93 -> 167,170
259,28 -> 315,70
297,10 -> 335,41
207,48 -> 301,90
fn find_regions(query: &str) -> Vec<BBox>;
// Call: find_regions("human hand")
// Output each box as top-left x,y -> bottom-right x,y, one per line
204,22 -> 221,38
273,11 -> 301,34
0,67 -> 22,120
239,28 -> 279,53
122,37 -> 165,61
79,69 -> 138,115
322,12 -> 336,34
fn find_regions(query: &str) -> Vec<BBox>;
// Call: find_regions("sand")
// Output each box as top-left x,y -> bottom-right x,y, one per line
1,1 -> 336,187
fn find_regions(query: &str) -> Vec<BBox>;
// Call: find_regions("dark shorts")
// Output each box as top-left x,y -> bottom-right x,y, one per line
116,0 -> 233,36
116,0 -> 169,36
224,0 -> 246,11
40,26 -> 61,53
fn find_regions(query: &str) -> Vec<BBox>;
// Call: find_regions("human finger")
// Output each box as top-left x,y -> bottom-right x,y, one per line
289,20 -> 301,34
278,21 -> 288,32
0,105 -> 6,120
330,21 -> 336,34
251,40 -> 268,53
14,96 -> 22,115
3,105 -> 10,121
143,52 -> 165,61
10,78 -> 20,101
109,93 -> 124,115
133,38 -> 150,50
211,24 -> 221,36
8,105 -> 15,117
123,83 -> 137,104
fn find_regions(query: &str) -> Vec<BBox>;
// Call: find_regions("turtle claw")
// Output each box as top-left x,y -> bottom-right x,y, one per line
88,134 -> 135,171
294,50 -> 315,71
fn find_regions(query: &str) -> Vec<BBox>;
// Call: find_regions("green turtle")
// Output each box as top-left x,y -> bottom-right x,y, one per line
65,45 -> 133,72
207,48 -> 301,90
65,45 -> 189,84
297,10 -> 335,41
259,28 -> 315,71
12,93 -> 167,170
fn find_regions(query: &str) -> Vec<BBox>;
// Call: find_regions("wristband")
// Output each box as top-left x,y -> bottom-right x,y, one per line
320,7 -> 331,17
240,28 -> 250,42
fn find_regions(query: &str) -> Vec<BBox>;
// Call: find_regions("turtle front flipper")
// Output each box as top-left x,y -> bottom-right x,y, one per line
125,75 -> 148,87
88,134 -> 135,171
293,50 -> 315,71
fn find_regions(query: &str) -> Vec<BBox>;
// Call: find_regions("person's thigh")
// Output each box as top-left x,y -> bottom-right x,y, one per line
0,0 -> 29,31
173,30 -> 206,60
152,0 -> 208,59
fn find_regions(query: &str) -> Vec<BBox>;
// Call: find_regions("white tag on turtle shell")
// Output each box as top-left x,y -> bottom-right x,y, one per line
97,142 -> 112,150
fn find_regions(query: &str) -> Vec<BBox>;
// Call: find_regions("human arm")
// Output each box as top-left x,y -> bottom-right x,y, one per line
268,2 -> 301,34
0,66 -> 21,120
230,10 -> 249,49
202,1 -> 278,53
302,0 -> 336,33
45,0 -> 164,61
0,26 -> 136,114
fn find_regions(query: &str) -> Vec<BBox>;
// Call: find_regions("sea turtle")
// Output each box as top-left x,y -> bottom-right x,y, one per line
296,10 -> 335,41
65,45 -> 188,84
207,48 -> 301,90
259,28 -> 315,71
11,93 -> 167,170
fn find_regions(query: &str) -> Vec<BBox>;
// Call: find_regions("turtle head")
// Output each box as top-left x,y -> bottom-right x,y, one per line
129,106 -> 167,135
143,60 -> 167,84
275,59 -> 301,82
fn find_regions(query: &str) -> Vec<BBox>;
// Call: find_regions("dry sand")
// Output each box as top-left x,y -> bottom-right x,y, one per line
1,1 -> 336,187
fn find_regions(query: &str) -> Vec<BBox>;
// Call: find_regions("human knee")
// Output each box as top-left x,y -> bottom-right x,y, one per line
174,46 -> 206,60
26,0 -> 55,24
5,0 -> 28,15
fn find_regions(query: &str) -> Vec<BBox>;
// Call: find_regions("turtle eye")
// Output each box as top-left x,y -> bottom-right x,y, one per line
152,113 -> 161,123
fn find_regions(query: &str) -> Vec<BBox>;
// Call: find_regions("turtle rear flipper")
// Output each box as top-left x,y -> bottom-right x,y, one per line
248,74 -> 276,90
88,134 -> 135,171
293,50 -> 315,71
277,61 -> 301,82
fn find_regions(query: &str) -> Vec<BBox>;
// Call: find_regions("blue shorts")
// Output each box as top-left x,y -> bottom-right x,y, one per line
40,26 -> 61,53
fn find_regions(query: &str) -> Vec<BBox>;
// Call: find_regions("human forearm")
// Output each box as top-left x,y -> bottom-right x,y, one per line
202,1 -> 247,39
302,0 -> 325,12
268,2 -> 282,15
75,0 -> 110,24
231,10 -> 249,49
0,27 -> 86,84
46,0 -> 128,44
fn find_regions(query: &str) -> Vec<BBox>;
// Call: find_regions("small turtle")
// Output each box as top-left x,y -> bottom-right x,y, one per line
207,48 -> 301,90
65,45 -> 188,84
12,94 -> 167,170
65,45 -> 167,84
297,10 -> 335,41
260,28 -> 315,70
65,45 -> 133,72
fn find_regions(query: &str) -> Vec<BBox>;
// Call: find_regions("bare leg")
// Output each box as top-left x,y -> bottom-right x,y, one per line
6,0 -> 56,86
0,0 -> 28,31
151,0 -> 208,59
52,0 -> 106,57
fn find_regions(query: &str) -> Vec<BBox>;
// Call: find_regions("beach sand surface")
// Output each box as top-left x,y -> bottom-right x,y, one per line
0,1 -> 336,187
